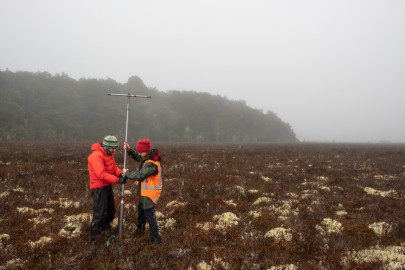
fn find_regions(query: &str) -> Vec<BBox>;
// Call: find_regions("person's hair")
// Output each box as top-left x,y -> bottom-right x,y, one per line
146,148 -> 161,162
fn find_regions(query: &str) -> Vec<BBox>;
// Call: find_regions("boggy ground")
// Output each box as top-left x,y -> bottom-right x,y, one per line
0,142 -> 404,269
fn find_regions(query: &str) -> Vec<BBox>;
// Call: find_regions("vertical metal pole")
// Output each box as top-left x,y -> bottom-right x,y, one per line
108,92 -> 150,243
123,94 -> 130,171
118,94 -> 130,241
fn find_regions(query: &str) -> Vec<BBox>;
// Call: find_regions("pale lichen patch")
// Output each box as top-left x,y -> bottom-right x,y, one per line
59,213 -> 92,238
64,213 -> 92,223
0,191 -> 10,199
286,192 -> 299,199
12,187 -> 25,193
17,207 -> 54,215
166,200 -> 188,209
343,245 -> 405,270
234,185 -> 245,196
196,256 -> 230,270
253,196 -> 272,205
368,222 -> 393,236
196,222 -> 213,231
212,212 -> 240,231
197,260 -> 211,270
0,234 -> 11,248
0,234 -> 10,240
319,186 -> 331,192
124,203 -> 137,210
261,175 -> 272,182
46,198 -> 80,208
335,210 -> 348,217
249,209 -> 262,219
301,189 -> 318,199
364,187 -> 397,198
0,161 -> 11,166
2,258 -> 25,269
264,227 -> 293,242
59,222 -> 82,238
111,218 -> 118,229
374,175 -> 396,181
28,216 -> 51,225
155,211 -> 166,219
223,199 -> 237,207
268,264 -> 298,270
27,236 -> 52,248
159,218 -> 176,231
166,200 -> 188,215
249,207 -> 273,219
274,200 -> 299,217
316,218 -> 343,235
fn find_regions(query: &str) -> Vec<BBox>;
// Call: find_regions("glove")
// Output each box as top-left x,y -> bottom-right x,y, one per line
119,173 -> 127,185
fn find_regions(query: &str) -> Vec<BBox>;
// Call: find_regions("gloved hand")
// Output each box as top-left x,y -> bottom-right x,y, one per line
119,173 -> 127,185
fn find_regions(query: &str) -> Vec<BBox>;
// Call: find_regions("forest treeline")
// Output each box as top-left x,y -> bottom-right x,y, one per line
0,70 -> 297,143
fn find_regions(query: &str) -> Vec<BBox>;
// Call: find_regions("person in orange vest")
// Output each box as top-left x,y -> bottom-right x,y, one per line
88,135 -> 126,240
123,138 -> 162,244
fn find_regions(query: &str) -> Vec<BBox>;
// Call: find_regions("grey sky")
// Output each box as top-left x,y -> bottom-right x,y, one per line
1,0 -> 404,142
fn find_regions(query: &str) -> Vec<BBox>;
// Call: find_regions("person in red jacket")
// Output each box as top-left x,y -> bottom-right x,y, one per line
88,135 -> 125,240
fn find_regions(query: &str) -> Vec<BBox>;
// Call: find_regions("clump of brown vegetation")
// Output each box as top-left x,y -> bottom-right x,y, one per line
1,142 -> 404,269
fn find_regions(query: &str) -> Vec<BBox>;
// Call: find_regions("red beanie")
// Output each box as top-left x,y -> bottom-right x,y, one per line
136,139 -> 151,153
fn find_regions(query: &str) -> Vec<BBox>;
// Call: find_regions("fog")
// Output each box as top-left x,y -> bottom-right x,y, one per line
1,0 -> 404,142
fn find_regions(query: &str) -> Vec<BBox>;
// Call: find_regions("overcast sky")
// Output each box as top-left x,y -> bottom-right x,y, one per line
1,0 -> 404,142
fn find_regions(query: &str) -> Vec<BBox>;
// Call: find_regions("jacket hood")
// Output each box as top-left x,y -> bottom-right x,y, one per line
91,142 -> 104,152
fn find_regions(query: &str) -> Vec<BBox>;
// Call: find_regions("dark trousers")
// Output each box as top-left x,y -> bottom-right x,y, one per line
137,202 -> 160,240
91,186 -> 115,234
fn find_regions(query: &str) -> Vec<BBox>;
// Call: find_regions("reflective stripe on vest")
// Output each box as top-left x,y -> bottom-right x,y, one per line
140,160 -> 162,204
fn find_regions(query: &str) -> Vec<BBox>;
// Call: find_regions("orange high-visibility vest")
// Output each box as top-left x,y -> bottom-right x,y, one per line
140,160 -> 162,204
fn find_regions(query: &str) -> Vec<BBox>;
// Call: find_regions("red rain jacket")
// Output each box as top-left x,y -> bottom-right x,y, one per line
88,143 -> 122,189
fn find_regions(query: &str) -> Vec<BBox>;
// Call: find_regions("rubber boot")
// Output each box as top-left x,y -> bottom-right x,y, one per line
150,236 -> 162,244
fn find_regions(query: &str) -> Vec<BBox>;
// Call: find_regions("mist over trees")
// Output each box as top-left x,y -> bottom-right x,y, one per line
0,70 -> 297,143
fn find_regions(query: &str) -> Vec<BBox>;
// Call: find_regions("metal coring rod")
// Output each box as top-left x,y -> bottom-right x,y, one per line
107,92 -> 151,241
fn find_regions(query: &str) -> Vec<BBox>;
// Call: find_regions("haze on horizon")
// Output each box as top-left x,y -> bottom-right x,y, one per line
1,0 -> 404,143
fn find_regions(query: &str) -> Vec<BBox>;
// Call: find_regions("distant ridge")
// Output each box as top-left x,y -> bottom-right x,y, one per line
0,70 -> 297,142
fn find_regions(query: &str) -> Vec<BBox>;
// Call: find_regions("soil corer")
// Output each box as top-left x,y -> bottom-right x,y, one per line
108,93 -> 151,241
